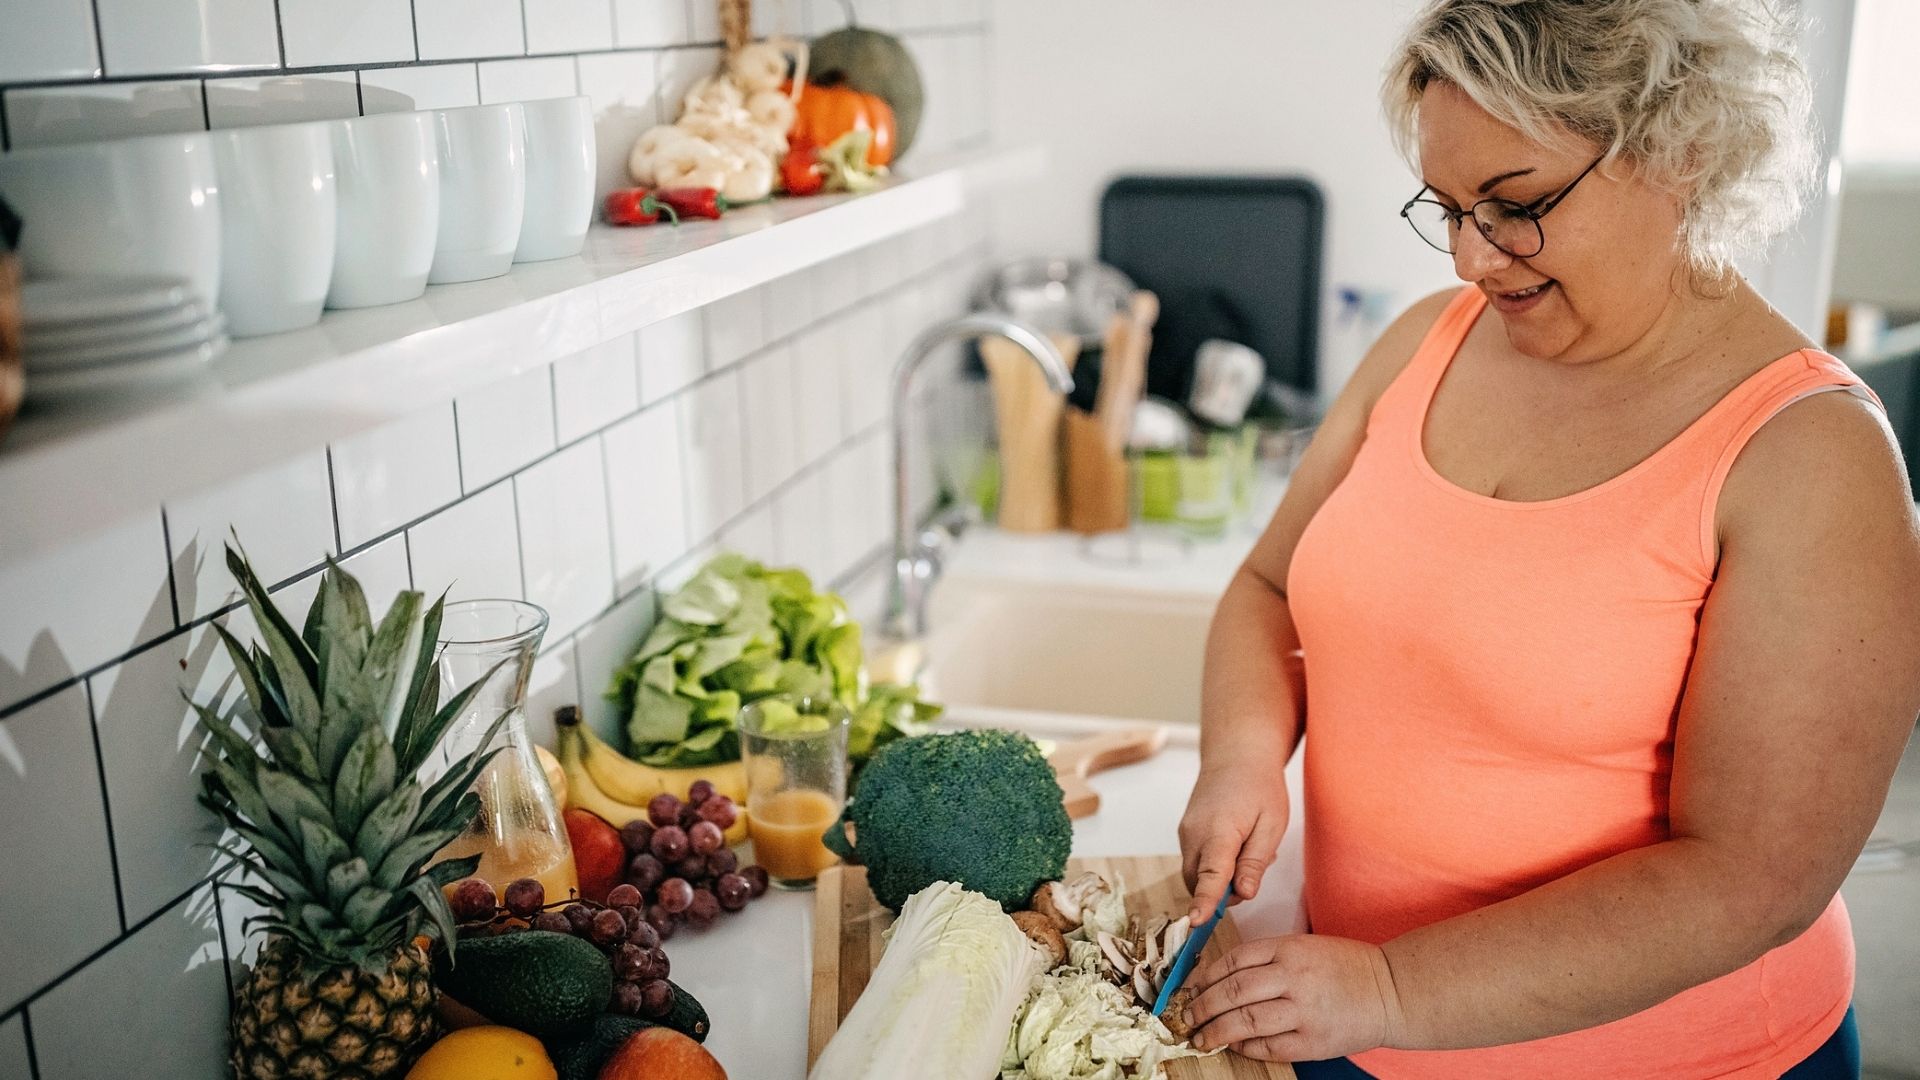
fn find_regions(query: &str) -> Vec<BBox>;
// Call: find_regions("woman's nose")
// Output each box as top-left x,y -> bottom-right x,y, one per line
1451,220 -> 1513,282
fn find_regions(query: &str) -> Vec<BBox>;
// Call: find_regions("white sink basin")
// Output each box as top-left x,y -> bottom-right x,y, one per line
920,581 -> 1215,727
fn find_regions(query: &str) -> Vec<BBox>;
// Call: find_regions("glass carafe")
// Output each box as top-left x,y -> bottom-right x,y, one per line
430,599 -> 578,904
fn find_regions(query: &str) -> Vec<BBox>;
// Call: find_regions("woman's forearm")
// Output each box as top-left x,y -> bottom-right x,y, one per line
1199,565 -> 1307,768
1380,836 -> 1811,1050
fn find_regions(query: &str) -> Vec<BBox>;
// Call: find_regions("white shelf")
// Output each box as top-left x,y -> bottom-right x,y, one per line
0,144 -> 1044,563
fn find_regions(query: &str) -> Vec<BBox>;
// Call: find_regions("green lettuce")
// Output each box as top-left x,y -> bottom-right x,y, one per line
607,554 -> 939,768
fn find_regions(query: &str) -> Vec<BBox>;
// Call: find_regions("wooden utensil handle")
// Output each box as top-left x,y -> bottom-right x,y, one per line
1051,727 -> 1169,818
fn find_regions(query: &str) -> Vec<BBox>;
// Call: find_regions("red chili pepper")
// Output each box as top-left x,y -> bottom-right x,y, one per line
652,187 -> 728,221
603,188 -> 678,226
781,141 -> 825,197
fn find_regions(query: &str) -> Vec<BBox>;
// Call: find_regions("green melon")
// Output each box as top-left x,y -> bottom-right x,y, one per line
809,22 -> 926,158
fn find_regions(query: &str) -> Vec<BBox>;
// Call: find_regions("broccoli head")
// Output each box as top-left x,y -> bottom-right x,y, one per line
823,729 -> 1071,912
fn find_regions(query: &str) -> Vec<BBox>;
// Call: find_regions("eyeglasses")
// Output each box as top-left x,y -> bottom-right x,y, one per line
1399,154 -> 1604,258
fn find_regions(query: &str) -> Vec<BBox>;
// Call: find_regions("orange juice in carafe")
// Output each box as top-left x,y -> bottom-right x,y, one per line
435,748 -> 579,901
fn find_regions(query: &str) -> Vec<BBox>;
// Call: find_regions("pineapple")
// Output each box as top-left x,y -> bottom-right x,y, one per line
195,545 -> 511,1080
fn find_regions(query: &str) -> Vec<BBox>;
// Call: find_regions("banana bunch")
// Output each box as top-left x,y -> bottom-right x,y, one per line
555,709 -> 751,845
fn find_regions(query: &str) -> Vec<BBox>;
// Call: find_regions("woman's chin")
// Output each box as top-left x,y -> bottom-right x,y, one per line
1498,315 -> 1572,359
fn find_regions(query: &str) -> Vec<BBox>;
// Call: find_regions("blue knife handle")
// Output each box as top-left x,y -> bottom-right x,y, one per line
1152,886 -> 1232,1016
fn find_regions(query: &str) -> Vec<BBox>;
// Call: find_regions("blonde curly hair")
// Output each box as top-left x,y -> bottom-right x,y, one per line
1382,0 -> 1817,276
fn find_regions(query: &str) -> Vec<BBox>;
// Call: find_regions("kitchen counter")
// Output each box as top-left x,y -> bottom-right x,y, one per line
668,726 -> 1308,1079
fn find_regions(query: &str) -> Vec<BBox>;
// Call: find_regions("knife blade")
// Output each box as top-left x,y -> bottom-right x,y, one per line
1152,885 -> 1232,1017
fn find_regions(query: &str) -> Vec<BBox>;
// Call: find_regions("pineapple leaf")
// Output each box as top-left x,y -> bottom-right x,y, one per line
342,885 -> 392,935
257,724 -> 322,784
188,697 -> 259,781
415,710 -> 513,833
418,789 -> 483,841
211,624 -> 277,727
200,792 -> 302,878
397,659 -> 510,778
370,827 -> 463,893
224,881 -> 291,912
309,562 -> 374,687
424,852 -> 481,887
332,724 -> 397,840
353,781 -> 423,872
324,855 -> 371,907
257,768 -> 335,836
225,543 -> 319,688
299,901 -> 342,938
362,590 -> 425,736
213,845 -> 311,906
252,644 -> 292,726
389,591 -> 449,768
298,816 -> 351,887
198,759 -> 290,852
406,875 -> 461,957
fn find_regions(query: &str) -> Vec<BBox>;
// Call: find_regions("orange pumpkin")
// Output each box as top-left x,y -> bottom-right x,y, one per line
785,78 -> 895,168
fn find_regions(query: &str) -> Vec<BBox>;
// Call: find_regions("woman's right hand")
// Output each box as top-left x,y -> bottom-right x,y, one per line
1179,756 -> 1291,925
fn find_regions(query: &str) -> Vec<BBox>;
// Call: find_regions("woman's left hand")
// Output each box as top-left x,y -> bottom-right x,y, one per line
1186,934 -> 1405,1062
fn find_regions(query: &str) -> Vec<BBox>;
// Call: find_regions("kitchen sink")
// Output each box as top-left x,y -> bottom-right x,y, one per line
918,580 -> 1215,727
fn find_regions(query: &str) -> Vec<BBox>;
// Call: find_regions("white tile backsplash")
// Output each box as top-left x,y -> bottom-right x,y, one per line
765,271 -> 815,345
414,0 -> 525,61
570,585 -> 655,743
615,0 -> 692,48
455,366 -> 558,492
771,466 -> 830,580
31,888 -> 228,1080
702,287 -> 767,372
688,0 -> 722,42
793,322 -> 847,464
0,513 -> 173,712
3,81 -> 201,147
741,343 -> 800,503
340,533 -> 415,604
554,336 -> 642,443
358,62 -> 482,113
479,56 -> 581,104
837,303 -> 893,436
0,1012 -> 29,1080
525,0 -> 616,55
721,500 -> 780,566
636,309 -> 705,405
574,49 -> 663,201
328,409 -> 462,552
87,625 -> 235,923
523,635 -> 582,748
515,440 -> 615,640
205,73 -> 362,128
165,451 -> 336,622
406,482 -> 525,603
0,686 -> 122,1015
602,404 -> 689,593
678,369 -> 747,543
278,0 -> 414,67
0,0 -> 99,83
95,0 -> 280,77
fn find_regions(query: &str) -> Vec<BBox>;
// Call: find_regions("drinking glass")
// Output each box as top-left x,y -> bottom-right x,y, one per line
430,599 -> 579,903
740,694 -> 851,891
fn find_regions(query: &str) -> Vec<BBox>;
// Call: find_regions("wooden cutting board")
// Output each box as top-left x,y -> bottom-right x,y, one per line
807,854 -> 1295,1079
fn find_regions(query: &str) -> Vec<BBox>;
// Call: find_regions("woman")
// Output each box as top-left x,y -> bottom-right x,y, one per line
1177,1 -> 1920,1077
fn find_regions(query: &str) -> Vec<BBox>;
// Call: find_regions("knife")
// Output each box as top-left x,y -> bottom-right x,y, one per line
1152,885 -> 1232,1017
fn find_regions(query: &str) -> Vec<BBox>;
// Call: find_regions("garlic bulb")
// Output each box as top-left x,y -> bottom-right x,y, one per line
679,74 -> 745,117
728,42 -> 790,93
746,89 -> 797,136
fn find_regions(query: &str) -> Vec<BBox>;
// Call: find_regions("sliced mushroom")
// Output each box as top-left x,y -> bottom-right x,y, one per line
1160,916 -> 1192,968
1096,930 -> 1135,979
1132,964 -> 1157,1005
1010,910 -> 1067,968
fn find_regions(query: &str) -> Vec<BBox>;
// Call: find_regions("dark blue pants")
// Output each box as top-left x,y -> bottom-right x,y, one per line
1291,1004 -> 1861,1079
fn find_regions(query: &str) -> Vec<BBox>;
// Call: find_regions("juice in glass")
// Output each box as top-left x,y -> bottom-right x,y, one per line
748,788 -> 842,882
740,694 -> 850,890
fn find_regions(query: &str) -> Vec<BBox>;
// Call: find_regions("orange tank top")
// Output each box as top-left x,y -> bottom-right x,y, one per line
1287,288 -> 1869,1079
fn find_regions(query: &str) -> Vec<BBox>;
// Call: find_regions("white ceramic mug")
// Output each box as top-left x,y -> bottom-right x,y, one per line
211,123 -> 337,337
327,111 -> 440,309
429,103 -> 526,285
513,96 -> 595,264
0,132 -> 222,308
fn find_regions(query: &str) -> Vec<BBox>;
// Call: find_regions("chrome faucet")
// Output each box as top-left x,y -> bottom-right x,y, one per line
884,313 -> 1073,641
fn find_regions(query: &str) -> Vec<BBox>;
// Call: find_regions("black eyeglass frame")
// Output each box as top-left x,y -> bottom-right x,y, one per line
1398,154 -> 1606,258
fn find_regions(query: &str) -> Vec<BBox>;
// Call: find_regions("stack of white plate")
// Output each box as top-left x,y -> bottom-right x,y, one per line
21,276 -> 227,401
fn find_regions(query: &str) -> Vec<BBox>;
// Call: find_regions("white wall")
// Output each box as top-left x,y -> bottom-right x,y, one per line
984,0 -> 1454,396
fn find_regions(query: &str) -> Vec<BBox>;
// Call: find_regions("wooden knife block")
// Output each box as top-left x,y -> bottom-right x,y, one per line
982,333 -> 1079,533
1065,409 -> 1130,534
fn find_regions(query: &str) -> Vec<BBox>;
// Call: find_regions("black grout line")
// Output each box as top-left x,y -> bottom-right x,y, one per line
402,530 -> 417,589
408,0 -> 422,62
270,0 -> 289,68
85,0 -> 107,78
450,401 -> 467,494
19,1004 -> 39,1080
0,240 -> 985,723
519,0 -> 532,58
197,78 -> 212,130
354,71 -> 365,115
0,94 -> 11,154
208,878 -> 236,1013
324,447 -> 345,554
597,432 -> 620,591
159,508 -> 182,630
81,679 -> 129,935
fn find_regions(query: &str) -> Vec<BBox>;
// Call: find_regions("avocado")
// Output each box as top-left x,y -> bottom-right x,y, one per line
547,1016 -> 658,1080
660,979 -> 711,1043
433,931 -> 613,1039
